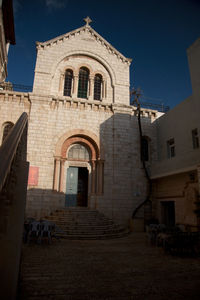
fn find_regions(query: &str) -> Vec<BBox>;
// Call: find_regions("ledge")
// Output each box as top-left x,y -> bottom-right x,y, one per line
0,90 -> 159,119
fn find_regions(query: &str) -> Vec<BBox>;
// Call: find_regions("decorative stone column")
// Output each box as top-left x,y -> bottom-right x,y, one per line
72,75 -> 78,97
59,73 -> 65,95
88,76 -> 94,100
103,80 -> 107,100
59,159 -> 65,192
101,80 -> 105,100
91,160 -> 96,194
97,160 -> 104,194
53,157 -> 60,191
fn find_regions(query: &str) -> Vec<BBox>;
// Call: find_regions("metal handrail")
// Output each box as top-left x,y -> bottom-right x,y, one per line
139,101 -> 170,112
0,112 -> 28,191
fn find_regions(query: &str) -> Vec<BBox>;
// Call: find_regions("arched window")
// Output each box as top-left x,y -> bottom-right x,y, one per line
141,136 -> 149,161
63,69 -> 73,96
2,122 -> 14,143
68,144 -> 90,160
78,67 -> 89,99
94,74 -> 102,100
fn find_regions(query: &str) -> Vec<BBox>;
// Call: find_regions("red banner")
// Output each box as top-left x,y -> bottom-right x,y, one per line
28,166 -> 39,186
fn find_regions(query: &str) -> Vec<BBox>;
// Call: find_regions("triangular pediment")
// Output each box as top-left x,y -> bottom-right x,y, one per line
36,24 -> 132,65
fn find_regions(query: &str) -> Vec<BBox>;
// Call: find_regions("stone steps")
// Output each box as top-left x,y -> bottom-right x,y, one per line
54,232 -> 130,240
44,207 -> 129,240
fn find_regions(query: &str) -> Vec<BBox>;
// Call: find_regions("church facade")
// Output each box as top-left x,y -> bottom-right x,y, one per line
0,18 -> 199,230
0,18 -> 159,227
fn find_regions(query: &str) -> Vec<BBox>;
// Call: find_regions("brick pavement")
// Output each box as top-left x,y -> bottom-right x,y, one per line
19,233 -> 200,300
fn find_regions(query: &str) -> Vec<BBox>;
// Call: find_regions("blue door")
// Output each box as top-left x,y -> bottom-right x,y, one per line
65,167 -> 78,207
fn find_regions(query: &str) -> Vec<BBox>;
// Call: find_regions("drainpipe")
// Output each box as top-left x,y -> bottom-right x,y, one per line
130,89 -> 152,220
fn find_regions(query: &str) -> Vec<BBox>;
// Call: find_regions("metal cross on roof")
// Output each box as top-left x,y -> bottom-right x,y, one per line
84,16 -> 92,26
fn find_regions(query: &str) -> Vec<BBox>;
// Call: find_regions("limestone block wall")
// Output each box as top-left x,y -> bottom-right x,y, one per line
33,25 -> 130,106
51,55 -> 113,103
25,92 -> 158,225
0,89 -> 159,226
0,91 -> 31,143
26,93 -> 115,218
98,107 -> 135,224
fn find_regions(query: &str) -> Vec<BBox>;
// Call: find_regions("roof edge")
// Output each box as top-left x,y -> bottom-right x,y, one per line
36,24 -> 132,65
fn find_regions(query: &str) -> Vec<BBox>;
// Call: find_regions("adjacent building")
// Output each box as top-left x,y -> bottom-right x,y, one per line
151,38 -> 200,229
0,0 -> 15,82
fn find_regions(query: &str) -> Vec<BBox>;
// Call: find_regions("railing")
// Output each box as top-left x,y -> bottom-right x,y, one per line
139,101 -> 170,113
130,90 -> 170,113
0,112 -> 28,191
0,83 -> 170,112
12,83 -> 32,92
0,82 -> 32,92
0,112 -> 29,300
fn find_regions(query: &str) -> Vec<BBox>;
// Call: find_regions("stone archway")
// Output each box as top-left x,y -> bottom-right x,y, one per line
53,130 -> 104,207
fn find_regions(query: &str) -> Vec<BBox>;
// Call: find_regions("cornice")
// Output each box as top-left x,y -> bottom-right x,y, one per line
36,25 -> 132,65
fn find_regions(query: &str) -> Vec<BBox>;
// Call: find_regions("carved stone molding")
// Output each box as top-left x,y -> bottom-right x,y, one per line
36,24 -> 132,65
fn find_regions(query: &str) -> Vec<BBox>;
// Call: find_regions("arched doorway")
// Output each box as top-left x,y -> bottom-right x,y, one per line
53,131 -> 104,208
65,144 -> 90,207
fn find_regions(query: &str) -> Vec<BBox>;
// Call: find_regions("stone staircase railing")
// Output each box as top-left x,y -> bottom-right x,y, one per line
0,112 -> 29,300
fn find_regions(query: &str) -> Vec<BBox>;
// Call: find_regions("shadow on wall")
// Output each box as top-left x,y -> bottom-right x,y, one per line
27,189 -> 65,219
99,111 -> 151,226
26,111 -> 153,226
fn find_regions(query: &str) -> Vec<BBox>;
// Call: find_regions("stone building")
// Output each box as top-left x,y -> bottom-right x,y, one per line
0,18 -> 159,228
0,0 -> 15,82
0,17 -> 199,230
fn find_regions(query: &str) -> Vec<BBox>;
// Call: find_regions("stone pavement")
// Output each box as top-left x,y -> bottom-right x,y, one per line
19,233 -> 200,300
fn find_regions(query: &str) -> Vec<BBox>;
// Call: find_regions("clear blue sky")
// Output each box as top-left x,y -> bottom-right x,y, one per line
7,0 -> 200,108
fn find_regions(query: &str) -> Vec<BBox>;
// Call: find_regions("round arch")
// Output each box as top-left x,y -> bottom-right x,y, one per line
50,50 -> 116,86
55,129 -> 102,158
61,136 -> 97,160
53,129 -> 104,199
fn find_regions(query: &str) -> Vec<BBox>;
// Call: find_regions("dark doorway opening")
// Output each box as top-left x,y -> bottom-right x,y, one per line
77,167 -> 88,207
161,201 -> 175,226
65,166 -> 88,207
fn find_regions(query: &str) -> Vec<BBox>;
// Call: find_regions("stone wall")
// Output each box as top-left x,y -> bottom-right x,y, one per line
26,92 -> 158,225
0,89 -> 159,226
33,24 -> 130,106
0,22 -> 162,227
0,91 -> 31,142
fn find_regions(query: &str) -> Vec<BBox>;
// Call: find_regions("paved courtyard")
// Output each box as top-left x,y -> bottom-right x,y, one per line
19,233 -> 200,300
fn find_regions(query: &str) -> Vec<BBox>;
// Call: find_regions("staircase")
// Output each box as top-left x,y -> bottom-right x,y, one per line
45,207 -> 129,240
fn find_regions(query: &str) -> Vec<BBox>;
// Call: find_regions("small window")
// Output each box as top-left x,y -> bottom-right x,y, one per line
78,67 -> 89,99
2,122 -> 14,142
64,69 -> 73,96
167,138 -> 175,158
94,74 -> 102,100
192,128 -> 199,149
141,136 -> 149,161
68,144 -> 90,160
